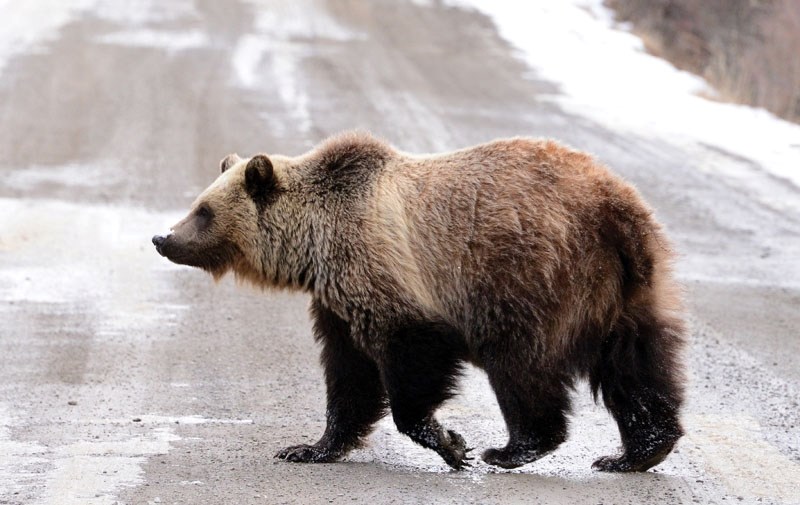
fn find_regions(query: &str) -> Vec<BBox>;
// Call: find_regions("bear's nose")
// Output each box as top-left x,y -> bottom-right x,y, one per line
152,235 -> 167,255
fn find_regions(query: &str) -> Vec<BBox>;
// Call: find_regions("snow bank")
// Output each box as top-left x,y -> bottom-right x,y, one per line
448,0 -> 800,196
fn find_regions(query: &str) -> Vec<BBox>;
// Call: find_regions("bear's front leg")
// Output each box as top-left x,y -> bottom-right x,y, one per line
275,300 -> 387,464
382,321 -> 472,470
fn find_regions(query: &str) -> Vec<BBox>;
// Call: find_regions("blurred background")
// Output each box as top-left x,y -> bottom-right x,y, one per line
609,0 -> 800,123
1,1 -> 798,504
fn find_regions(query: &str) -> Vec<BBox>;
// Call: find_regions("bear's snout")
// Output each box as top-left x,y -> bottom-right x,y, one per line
152,235 -> 167,256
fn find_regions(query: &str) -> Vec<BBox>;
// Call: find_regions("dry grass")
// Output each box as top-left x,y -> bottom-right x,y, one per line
606,0 -> 800,123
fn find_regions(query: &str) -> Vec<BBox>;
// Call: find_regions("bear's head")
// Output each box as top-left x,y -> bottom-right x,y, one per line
152,153 -> 281,282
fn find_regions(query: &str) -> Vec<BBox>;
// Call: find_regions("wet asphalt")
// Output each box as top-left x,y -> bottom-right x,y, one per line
0,1 -> 798,504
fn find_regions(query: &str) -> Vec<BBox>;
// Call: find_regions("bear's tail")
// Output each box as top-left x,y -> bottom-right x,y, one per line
588,209 -> 686,470
588,195 -> 686,407
589,289 -> 686,409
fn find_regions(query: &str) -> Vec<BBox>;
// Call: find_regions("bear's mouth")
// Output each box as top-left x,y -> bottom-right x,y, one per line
152,233 -> 239,275
153,233 -> 194,266
151,234 -> 193,264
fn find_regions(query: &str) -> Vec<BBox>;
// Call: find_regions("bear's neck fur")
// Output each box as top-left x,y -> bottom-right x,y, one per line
234,132 -> 396,315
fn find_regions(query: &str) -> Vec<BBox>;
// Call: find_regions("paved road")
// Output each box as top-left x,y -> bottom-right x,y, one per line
1,1 -> 798,504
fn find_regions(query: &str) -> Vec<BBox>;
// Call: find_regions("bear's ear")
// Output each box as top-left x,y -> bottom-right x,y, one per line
245,154 -> 275,201
220,153 -> 242,173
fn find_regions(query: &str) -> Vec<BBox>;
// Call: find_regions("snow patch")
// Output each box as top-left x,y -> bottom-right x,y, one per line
0,402 -> 253,505
92,0 -> 207,52
0,0 -> 205,77
105,415 -> 254,426
0,198 -> 187,337
231,0 -> 366,135
0,0 -> 96,75
91,0 -> 199,26
449,0 -> 800,212
231,34 -> 270,89
96,29 -> 208,52
4,161 -> 122,191
0,404 -> 48,499
0,0 -> 208,77
35,429 -> 180,505
245,0 -> 366,42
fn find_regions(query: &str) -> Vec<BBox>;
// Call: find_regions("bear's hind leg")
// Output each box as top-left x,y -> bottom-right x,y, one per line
276,300 -> 387,464
481,357 -> 571,469
382,321 -> 472,470
592,390 -> 682,472
592,307 -> 685,472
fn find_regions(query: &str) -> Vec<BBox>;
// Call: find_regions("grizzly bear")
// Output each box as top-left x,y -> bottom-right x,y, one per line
153,132 -> 685,472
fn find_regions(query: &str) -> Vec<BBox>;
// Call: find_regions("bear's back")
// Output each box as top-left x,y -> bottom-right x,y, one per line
364,138 -> 657,346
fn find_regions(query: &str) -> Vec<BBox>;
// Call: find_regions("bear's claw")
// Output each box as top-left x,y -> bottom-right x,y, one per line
439,430 -> 472,470
274,443 -> 339,463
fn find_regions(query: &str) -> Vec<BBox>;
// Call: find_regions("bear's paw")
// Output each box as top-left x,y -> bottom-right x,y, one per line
274,443 -> 340,463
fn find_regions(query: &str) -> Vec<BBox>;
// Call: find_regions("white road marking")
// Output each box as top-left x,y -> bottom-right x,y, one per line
686,414 -> 800,503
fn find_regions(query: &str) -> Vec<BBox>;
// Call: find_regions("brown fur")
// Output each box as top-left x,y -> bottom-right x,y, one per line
154,131 -> 686,472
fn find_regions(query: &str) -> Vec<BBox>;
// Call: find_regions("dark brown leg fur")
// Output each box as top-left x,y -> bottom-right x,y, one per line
275,300 -> 387,463
480,349 -> 571,469
382,321 -> 473,470
591,306 -> 685,472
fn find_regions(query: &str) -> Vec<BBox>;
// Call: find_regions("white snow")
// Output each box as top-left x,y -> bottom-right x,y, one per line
0,0 -> 96,75
90,0 -> 199,26
0,198 -> 187,337
448,0 -> 800,211
36,429 -> 180,505
92,0 -> 207,52
232,35 -> 272,89
232,0 -> 366,135
113,415 -> 254,426
96,28 -> 208,52
0,395 -> 254,505
0,0 -> 205,77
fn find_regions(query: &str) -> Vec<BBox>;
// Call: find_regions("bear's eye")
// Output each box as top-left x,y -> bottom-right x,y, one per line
196,205 -> 211,218
195,204 -> 213,228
